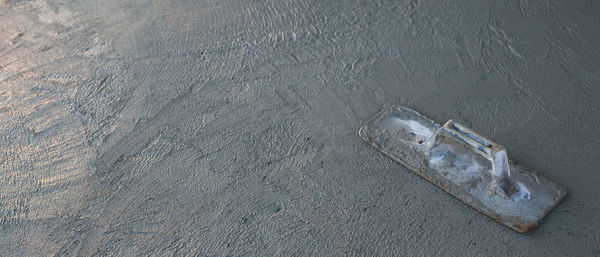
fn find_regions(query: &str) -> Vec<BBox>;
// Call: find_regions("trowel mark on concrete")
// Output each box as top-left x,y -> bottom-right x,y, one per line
2,0 -> 600,255
0,0 -> 134,255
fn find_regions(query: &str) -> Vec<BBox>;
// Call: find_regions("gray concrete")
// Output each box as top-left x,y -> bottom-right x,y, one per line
1,0 -> 598,256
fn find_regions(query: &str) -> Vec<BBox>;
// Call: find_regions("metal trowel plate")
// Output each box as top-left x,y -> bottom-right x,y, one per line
358,105 -> 567,233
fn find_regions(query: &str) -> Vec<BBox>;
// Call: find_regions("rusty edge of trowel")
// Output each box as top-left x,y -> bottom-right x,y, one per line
358,105 -> 568,233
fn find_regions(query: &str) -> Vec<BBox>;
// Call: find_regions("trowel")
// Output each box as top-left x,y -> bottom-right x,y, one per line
359,105 -> 567,233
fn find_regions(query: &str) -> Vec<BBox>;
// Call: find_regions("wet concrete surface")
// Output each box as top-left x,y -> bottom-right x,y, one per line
1,0 -> 599,256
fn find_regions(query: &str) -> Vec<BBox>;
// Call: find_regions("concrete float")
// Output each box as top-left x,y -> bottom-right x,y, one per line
359,105 -> 567,233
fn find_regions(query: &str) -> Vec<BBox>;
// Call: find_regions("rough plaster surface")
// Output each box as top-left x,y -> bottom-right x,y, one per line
1,0 -> 599,256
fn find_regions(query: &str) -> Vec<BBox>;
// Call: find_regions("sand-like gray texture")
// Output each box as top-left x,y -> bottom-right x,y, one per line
1,0 -> 599,256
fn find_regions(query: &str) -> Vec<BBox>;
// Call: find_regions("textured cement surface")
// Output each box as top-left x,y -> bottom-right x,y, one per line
1,0 -> 599,256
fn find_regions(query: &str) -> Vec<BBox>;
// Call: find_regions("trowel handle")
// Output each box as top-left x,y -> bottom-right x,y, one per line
440,120 -> 500,157
439,120 -> 516,197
